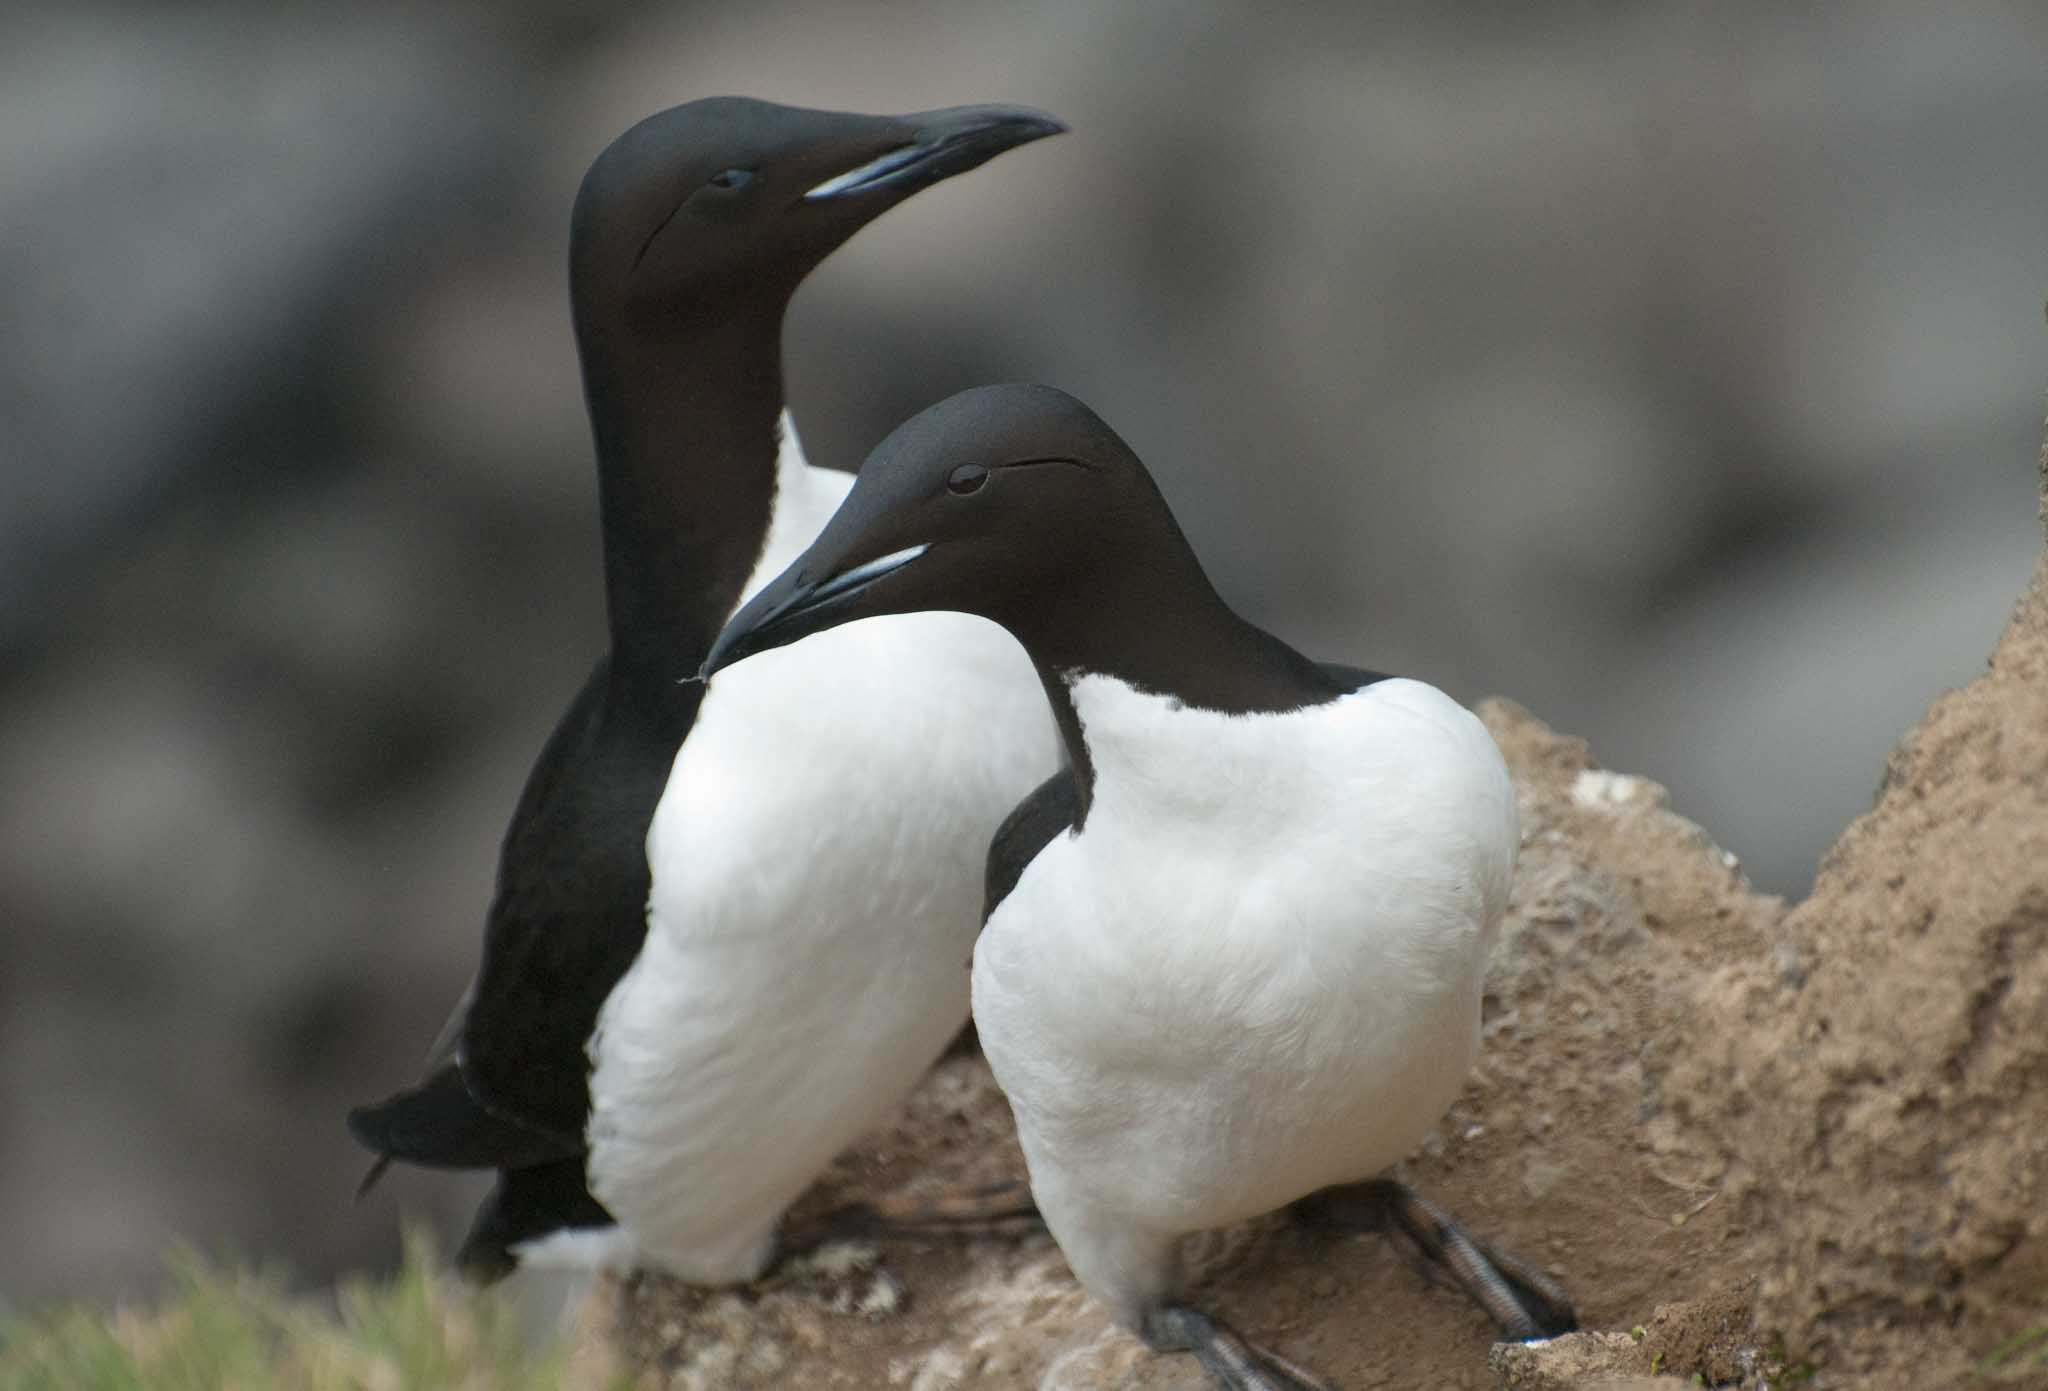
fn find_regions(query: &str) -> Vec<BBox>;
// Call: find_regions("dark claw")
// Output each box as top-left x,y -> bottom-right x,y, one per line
1293,1178 -> 1576,1340
1457,1227 -> 1577,1339
1143,1305 -> 1339,1391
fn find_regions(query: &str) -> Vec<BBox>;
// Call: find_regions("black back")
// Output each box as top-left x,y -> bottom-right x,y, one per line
462,657 -> 704,1134
349,656 -> 698,1164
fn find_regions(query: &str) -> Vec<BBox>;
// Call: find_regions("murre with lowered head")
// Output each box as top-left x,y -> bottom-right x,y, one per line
349,101 -> 1064,1282
701,384 -> 1576,1390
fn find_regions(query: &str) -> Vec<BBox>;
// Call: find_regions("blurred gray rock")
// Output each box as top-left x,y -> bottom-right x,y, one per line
0,4 -> 518,646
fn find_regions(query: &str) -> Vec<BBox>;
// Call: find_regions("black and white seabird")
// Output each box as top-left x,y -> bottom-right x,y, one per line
701,385 -> 1577,1390
349,100 -> 1064,1282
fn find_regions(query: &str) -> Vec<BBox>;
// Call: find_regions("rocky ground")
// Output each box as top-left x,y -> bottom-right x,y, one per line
560,459 -> 2048,1388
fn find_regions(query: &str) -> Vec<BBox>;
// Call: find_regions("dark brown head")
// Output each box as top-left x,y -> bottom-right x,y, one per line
699,384 -> 1210,679
568,97 -> 1065,330
566,99 -> 1065,670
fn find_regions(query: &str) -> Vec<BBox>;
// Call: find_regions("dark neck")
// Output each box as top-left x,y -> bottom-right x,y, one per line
1005,534 -> 1341,822
577,300 -> 785,681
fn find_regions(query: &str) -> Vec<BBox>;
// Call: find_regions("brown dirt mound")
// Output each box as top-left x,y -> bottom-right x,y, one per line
1668,546 -> 2048,1386
576,453 -> 2048,1390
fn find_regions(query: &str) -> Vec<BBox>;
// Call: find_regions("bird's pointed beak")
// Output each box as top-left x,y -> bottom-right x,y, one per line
804,103 -> 1066,201
699,544 -> 931,680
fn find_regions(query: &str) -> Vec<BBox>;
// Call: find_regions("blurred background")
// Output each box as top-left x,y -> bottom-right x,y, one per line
3,0 -> 2044,1306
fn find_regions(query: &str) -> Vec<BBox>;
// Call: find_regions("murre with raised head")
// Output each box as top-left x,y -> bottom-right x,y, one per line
349,101 -> 1063,1283
702,384 -> 1576,1390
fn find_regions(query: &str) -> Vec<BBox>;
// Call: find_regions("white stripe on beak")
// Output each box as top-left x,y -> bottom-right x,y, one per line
804,145 -> 927,200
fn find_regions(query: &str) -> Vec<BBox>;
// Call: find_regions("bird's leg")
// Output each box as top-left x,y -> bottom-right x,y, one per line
1293,1178 -> 1576,1340
789,1179 -> 1041,1246
1141,1306 -> 1339,1391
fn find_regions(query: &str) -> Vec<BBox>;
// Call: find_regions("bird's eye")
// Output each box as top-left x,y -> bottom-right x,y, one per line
707,168 -> 754,190
946,463 -> 989,495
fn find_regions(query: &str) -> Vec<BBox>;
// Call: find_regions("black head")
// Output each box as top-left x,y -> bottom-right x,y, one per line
700,384 -> 1193,677
569,97 -> 1065,326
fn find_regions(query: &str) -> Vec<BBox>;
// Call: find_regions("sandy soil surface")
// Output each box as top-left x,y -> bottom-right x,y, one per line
568,460 -> 2048,1390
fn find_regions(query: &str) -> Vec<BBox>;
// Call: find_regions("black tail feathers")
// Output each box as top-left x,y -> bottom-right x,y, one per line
348,1063 -> 580,1177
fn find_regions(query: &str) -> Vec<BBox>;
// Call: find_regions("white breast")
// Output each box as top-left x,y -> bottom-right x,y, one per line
583,417 -> 1058,1283
972,673 -> 1516,1251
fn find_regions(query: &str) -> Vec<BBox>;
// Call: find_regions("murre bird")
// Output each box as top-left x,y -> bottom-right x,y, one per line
701,384 -> 1577,1391
349,100 -> 1064,1283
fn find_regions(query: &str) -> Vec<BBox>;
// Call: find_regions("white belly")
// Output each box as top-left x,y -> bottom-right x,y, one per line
583,442 -> 1056,1283
972,676 -> 1514,1254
